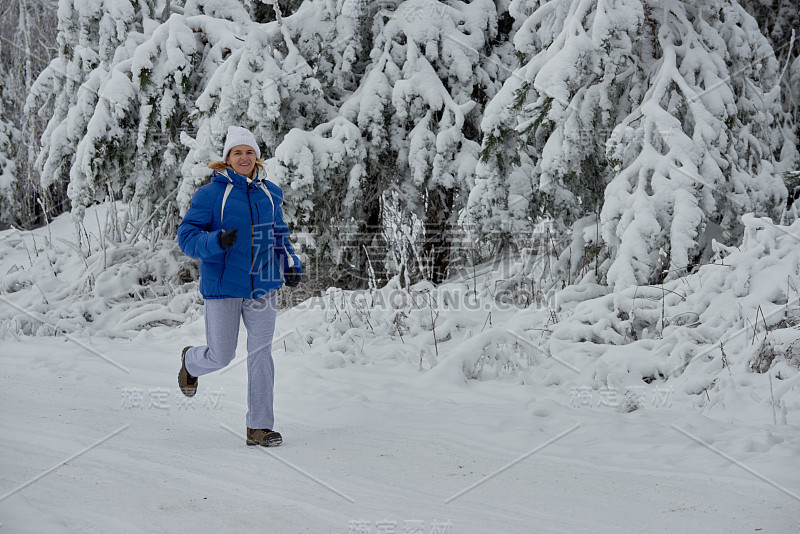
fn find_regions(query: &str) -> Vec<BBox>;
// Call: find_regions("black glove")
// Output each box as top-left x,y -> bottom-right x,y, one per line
284,267 -> 302,287
219,229 -> 238,249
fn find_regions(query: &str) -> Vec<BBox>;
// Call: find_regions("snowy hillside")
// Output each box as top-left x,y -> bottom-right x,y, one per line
1,206 -> 798,532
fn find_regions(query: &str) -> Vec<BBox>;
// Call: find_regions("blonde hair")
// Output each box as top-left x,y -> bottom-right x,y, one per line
208,159 -> 266,172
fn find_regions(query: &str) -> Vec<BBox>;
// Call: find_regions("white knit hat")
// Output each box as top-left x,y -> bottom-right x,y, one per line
222,126 -> 261,161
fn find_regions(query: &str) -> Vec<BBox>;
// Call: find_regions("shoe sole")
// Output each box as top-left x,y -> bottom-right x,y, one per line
179,347 -> 198,397
246,437 -> 283,447
180,386 -> 197,397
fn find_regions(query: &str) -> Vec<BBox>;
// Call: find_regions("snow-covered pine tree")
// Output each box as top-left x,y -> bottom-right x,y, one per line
601,0 -> 787,290
258,0 -> 378,287
0,85 -> 19,227
29,0 -> 330,231
266,117 -> 368,286
263,0 -> 513,286
179,0 -> 334,226
26,0 -> 154,223
70,13 -> 197,219
1,0 -> 60,227
332,0 -> 508,284
469,0 -> 645,272
70,0 -> 285,223
739,0 -> 800,182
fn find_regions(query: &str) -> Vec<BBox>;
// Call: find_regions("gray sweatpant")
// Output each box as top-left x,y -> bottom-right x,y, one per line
184,291 -> 278,429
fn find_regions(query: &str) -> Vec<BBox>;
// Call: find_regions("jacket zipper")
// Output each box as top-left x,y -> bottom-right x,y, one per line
246,185 -> 255,298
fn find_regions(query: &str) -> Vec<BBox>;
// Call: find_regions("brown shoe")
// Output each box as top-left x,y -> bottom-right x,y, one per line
178,346 -> 198,397
246,427 -> 283,447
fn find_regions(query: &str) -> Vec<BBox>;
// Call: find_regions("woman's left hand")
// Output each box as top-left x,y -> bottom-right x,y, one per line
284,267 -> 302,287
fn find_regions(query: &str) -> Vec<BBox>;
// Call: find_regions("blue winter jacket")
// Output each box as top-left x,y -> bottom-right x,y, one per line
177,168 -> 302,299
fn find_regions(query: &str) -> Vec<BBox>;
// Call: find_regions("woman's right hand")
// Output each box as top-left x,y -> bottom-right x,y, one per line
219,229 -> 239,249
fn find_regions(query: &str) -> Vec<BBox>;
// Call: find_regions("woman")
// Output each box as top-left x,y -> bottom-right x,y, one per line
176,125 -> 302,447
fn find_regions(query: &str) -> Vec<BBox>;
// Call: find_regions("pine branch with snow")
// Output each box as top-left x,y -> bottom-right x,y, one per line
602,0 -> 787,290
470,0 -> 645,254
0,87 -> 19,225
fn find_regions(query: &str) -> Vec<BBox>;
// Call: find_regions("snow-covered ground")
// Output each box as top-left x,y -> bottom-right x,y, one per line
1,206 -> 799,533
1,328 -> 798,533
